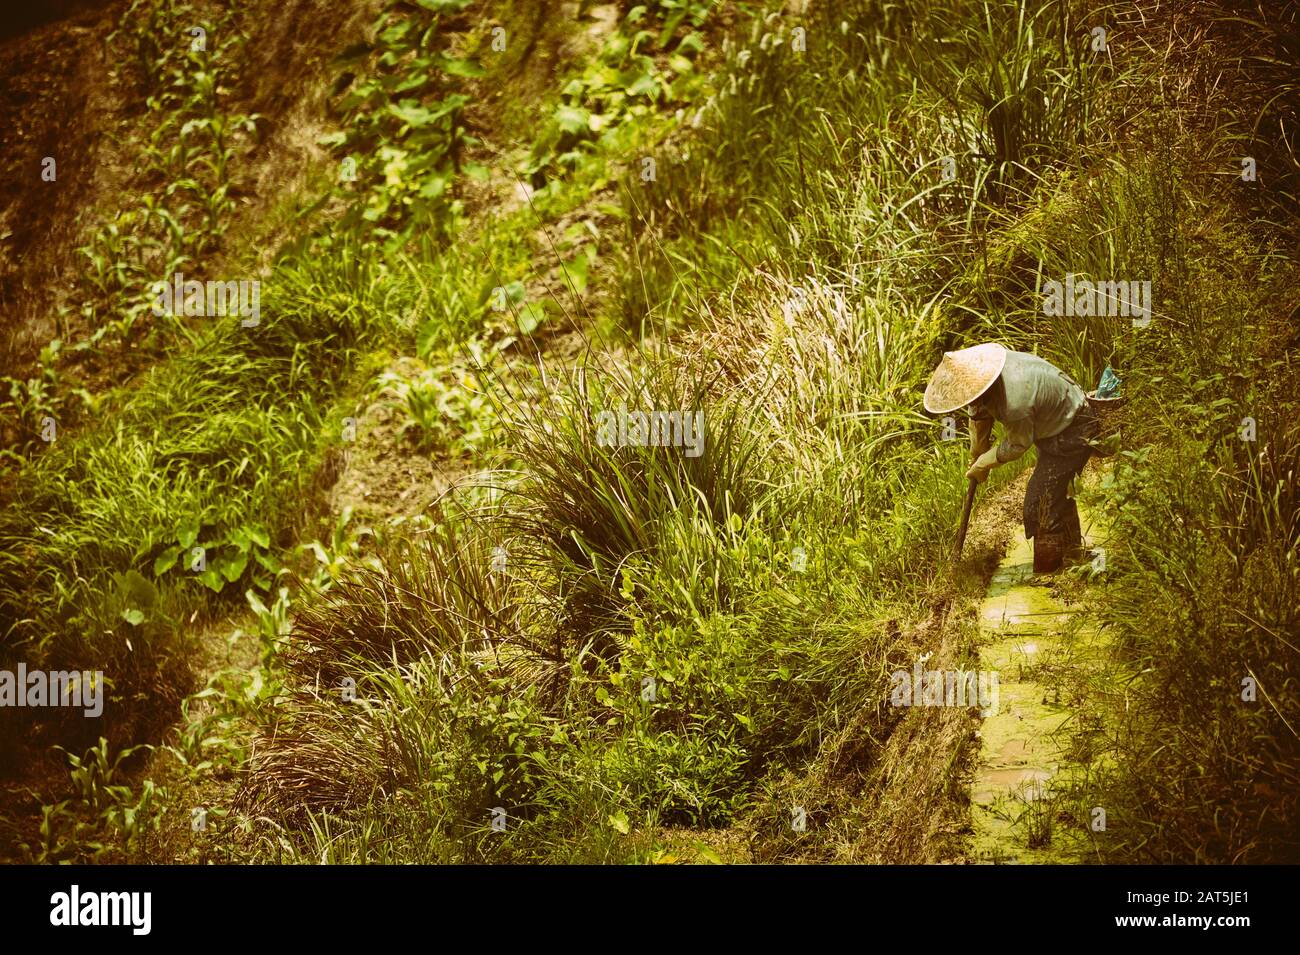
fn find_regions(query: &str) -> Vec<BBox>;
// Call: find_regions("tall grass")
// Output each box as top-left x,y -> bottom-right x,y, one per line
221,0 -> 1138,863
8,0 -> 1296,867
1069,169 -> 1300,861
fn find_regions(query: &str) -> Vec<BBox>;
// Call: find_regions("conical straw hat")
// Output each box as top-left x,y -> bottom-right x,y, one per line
923,343 -> 1007,414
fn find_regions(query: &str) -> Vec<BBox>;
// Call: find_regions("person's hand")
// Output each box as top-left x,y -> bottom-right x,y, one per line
966,447 -> 998,484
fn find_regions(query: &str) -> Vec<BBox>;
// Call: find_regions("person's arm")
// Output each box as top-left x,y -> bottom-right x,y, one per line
969,414 -> 994,462
967,416 -> 1034,483
995,417 -> 1034,464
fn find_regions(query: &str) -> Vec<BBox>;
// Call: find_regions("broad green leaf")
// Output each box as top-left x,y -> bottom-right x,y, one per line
389,101 -> 437,128
625,71 -> 660,98
516,301 -> 548,335
254,551 -> 282,575
419,173 -> 450,199
555,104 -> 591,134
153,544 -> 185,577
197,568 -> 225,593
562,251 -> 590,294
177,518 -> 200,550
436,54 -> 485,78
677,32 -> 705,55
394,94 -> 468,128
691,842 -> 723,864
217,552 -> 249,583
380,20 -> 413,45
227,526 -> 251,553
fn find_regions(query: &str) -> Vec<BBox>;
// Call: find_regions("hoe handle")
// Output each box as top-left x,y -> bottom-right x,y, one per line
955,478 -> 978,559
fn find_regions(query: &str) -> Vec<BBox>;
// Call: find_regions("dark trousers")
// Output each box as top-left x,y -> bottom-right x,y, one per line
1024,404 -> 1097,541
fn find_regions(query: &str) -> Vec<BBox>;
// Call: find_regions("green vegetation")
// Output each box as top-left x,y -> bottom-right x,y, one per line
85,0 -> 257,352
1,0 -> 1296,865
322,0 -> 485,250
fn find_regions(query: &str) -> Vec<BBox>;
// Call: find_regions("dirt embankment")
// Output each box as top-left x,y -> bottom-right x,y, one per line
0,0 -> 383,404
0,1 -> 125,386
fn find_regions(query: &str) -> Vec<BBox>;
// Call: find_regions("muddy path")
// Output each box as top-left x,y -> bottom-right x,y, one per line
968,468 -> 1111,863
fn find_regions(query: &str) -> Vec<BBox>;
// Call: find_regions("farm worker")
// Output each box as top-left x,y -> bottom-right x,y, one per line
923,343 -> 1097,568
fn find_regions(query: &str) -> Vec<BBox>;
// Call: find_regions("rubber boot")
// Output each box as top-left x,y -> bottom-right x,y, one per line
1033,533 -> 1065,573
1063,499 -> 1083,559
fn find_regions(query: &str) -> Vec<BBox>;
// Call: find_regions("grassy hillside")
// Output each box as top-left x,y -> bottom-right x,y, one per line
1,0 -> 1296,864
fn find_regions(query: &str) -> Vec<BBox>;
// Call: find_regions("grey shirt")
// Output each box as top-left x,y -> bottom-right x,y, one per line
968,351 -> 1086,463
